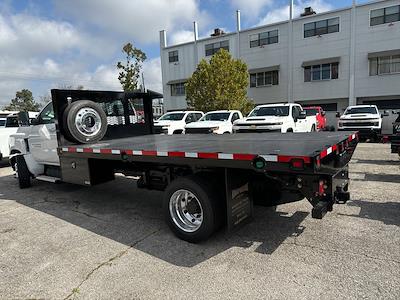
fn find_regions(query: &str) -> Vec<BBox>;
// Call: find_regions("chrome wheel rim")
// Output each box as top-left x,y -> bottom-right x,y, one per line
169,189 -> 203,233
75,108 -> 102,137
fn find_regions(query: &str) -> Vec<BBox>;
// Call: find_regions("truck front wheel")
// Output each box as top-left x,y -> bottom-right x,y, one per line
16,155 -> 31,189
163,175 -> 221,243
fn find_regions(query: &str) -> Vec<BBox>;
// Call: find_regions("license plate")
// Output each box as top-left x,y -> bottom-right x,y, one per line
250,125 -> 257,129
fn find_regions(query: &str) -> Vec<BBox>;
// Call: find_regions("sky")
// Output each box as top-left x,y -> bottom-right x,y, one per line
0,0 -> 372,107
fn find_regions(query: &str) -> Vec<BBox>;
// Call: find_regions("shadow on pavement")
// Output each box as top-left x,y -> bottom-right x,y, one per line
352,159 -> 400,166
338,200 -> 400,227
0,174 -> 309,267
351,172 -> 400,184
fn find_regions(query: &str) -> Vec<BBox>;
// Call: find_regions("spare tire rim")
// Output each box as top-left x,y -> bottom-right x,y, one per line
169,189 -> 203,233
75,107 -> 102,137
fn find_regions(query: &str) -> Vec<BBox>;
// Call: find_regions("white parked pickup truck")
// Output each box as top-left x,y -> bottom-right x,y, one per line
0,111 -> 38,162
233,103 -> 317,133
185,110 -> 243,134
337,105 -> 384,140
153,111 -> 204,134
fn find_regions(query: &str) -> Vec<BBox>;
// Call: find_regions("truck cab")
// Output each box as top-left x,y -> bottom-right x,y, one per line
233,103 -> 316,133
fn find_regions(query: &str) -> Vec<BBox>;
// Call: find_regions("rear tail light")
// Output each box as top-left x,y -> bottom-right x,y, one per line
291,158 -> 304,169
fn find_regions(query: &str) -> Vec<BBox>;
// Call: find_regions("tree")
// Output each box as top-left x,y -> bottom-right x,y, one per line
117,42 -> 146,91
185,49 -> 253,114
3,89 -> 40,111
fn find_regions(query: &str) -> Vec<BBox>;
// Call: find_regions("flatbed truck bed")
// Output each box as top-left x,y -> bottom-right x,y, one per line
15,89 -> 359,242
60,131 -> 357,171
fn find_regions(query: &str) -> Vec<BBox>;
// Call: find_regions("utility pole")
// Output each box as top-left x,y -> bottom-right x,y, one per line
349,0 -> 357,106
287,0 -> 294,103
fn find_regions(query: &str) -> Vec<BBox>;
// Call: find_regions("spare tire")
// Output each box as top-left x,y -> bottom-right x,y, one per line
63,100 -> 107,144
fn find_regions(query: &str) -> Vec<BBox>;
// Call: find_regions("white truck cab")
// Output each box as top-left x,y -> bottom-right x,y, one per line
8,103 -> 58,170
185,110 -> 243,134
153,111 -> 204,134
233,103 -> 316,133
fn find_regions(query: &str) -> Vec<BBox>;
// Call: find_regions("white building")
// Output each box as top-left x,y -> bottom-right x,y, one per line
159,0 -> 400,130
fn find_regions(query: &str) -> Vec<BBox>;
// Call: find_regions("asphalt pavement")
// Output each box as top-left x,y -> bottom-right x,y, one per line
0,143 -> 399,299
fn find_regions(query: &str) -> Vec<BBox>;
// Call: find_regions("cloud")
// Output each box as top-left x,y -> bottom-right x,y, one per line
142,57 -> 162,93
170,30 -> 194,45
257,0 -> 333,26
231,0 -> 273,17
54,0 -> 211,44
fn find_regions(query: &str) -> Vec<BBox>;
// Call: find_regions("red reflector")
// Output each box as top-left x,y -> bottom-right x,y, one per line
291,159 -> 304,169
319,179 -> 325,195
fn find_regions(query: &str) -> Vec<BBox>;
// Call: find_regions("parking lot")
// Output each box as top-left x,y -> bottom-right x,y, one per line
0,142 -> 399,299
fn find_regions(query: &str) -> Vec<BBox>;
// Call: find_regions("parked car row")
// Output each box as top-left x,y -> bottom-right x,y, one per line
154,103 -> 328,135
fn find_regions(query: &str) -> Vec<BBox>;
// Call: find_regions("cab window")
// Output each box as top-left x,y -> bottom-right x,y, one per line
231,112 -> 240,123
38,103 -> 55,124
185,113 -> 195,123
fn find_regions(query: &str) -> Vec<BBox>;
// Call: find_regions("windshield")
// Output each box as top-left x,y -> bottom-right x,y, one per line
249,106 -> 289,117
0,119 -> 5,127
304,108 -> 319,116
345,107 -> 377,115
158,113 -> 185,121
200,112 -> 230,121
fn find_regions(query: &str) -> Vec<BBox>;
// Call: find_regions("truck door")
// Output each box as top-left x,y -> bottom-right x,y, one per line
28,102 -> 59,165
293,106 -> 308,132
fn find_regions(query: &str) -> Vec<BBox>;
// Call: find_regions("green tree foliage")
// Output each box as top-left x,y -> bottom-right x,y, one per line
117,42 -> 147,91
3,89 -> 40,111
186,49 -> 253,114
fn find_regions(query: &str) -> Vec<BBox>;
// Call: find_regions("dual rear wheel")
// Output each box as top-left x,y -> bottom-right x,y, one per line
163,175 -> 222,243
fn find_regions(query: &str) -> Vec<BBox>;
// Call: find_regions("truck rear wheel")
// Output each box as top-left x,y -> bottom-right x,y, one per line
16,155 -> 31,189
163,175 -> 221,243
63,100 -> 107,144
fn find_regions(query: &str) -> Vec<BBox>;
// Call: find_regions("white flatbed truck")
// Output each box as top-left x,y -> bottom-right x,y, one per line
12,89 -> 358,242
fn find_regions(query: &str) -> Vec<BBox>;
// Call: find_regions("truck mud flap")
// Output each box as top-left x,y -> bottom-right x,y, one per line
225,169 -> 253,231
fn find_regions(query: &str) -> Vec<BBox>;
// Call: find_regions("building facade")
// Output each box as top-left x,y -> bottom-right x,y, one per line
159,0 -> 400,130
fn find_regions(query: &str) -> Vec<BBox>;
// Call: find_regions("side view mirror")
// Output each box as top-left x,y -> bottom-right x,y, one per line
30,118 -> 39,125
381,110 -> 389,117
336,112 -> 340,118
321,111 -> 326,116
298,111 -> 307,119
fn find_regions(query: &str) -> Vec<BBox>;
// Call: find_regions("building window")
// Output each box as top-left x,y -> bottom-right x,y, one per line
170,82 -> 186,96
250,70 -> 279,87
205,40 -> 229,56
168,50 -> 179,63
304,17 -> 339,38
370,5 -> 400,26
249,30 -> 278,48
304,63 -> 339,82
369,55 -> 400,75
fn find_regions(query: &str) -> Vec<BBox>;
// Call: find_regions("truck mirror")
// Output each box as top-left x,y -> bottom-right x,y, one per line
381,110 -> 389,117
17,111 -> 30,126
30,118 -> 39,125
321,111 -> 326,116
298,111 -> 307,119
335,112 -> 340,118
